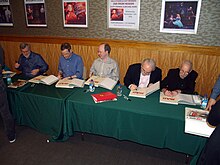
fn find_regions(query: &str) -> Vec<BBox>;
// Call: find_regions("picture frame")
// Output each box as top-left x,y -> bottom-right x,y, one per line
160,0 -> 202,34
63,0 -> 88,28
24,0 -> 47,27
0,0 -> 13,26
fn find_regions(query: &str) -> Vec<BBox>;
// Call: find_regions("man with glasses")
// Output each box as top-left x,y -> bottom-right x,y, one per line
15,42 -> 48,78
124,58 -> 162,90
58,43 -> 84,79
161,60 -> 198,96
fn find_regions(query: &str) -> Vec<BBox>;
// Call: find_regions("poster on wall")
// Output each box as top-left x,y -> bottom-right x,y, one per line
63,0 -> 88,28
107,0 -> 140,30
24,0 -> 47,27
0,0 -> 13,26
160,0 -> 202,34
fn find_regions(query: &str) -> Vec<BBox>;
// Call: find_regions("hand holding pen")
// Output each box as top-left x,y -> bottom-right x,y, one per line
14,60 -> 20,68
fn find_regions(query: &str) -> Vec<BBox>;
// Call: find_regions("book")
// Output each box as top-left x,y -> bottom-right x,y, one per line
55,77 -> 84,88
85,76 -> 117,90
129,81 -> 160,98
185,107 -> 215,137
39,75 -> 59,85
28,75 -> 47,84
2,71 -> 16,78
159,92 -> 201,105
8,80 -> 28,88
91,91 -> 117,103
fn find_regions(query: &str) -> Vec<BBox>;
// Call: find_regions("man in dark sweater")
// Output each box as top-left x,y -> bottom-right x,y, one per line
0,45 -> 16,143
160,60 -> 198,96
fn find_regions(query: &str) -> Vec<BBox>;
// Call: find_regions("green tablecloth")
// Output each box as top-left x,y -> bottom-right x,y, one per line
66,86 -> 207,165
7,83 -> 75,141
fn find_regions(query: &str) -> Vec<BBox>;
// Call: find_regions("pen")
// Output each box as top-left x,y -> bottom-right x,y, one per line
123,94 -> 131,101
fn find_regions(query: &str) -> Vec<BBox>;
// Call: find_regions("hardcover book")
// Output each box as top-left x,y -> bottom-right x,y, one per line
91,91 -> 117,103
159,92 -> 201,105
85,76 -> 117,90
185,107 -> 215,137
129,81 -> 160,98
55,77 -> 84,88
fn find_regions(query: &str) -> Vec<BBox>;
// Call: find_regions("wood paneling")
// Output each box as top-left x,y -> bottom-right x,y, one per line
1,35 -> 220,96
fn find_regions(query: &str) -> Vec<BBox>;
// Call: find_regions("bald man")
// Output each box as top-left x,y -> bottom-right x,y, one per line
161,60 -> 198,96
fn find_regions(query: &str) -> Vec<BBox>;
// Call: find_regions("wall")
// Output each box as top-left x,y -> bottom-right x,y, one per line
0,0 -> 220,46
0,36 -> 220,96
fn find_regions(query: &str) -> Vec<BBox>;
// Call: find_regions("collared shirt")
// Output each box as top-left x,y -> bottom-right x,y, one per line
138,73 -> 150,88
210,76 -> 220,100
90,57 -> 119,81
17,51 -> 48,78
58,53 -> 84,79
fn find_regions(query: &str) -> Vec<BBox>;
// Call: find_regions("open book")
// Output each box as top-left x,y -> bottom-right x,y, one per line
129,81 -> 160,98
159,92 -> 201,105
2,71 -> 16,78
29,75 -> 58,85
185,107 -> 215,137
85,76 -> 117,90
8,79 -> 28,88
55,77 -> 84,88
28,75 -> 47,84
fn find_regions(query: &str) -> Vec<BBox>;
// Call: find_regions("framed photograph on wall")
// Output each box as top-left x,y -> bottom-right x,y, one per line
107,0 -> 140,30
0,0 -> 13,26
24,0 -> 47,27
160,0 -> 202,34
63,0 -> 88,28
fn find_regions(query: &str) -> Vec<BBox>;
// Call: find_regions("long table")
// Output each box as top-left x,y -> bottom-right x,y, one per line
65,87 -> 207,165
7,82 -> 207,164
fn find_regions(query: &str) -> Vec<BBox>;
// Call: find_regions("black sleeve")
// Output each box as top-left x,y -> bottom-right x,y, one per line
124,65 -> 134,88
182,70 -> 198,94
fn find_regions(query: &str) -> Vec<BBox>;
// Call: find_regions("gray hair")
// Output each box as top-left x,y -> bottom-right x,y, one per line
181,60 -> 193,71
141,58 -> 156,71
20,42 -> 30,50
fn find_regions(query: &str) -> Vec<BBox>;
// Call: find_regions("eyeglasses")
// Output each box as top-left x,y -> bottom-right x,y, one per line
141,67 -> 151,75
180,69 -> 189,75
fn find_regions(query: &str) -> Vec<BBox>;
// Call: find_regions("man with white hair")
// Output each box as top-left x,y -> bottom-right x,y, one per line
124,58 -> 162,90
161,60 -> 198,96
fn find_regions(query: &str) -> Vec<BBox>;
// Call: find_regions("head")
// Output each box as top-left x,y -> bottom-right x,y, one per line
20,42 -> 31,58
141,58 -> 156,76
98,43 -> 111,60
67,4 -> 73,12
179,60 -> 193,79
61,43 -> 72,59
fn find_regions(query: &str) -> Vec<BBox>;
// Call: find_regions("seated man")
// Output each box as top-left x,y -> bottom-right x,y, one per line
90,43 -> 119,81
197,76 -> 220,165
58,43 -> 84,79
161,60 -> 198,96
15,43 -> 48,78
124,58 -> 162,90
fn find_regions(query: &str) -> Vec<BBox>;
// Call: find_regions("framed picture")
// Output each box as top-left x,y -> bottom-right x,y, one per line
24,0 -> 47,27
107,0 -> 140,30
160,0 -> 202,34
0,0 -> 13,26
63,0 -> 88,28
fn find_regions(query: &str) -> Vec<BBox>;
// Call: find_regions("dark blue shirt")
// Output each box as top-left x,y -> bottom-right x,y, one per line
58,53 -> 84,79
17,51 -> 48,78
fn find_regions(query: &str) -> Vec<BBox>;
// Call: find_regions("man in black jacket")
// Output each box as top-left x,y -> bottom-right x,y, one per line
161,60 -> 198,96
0,45 -> 16,143
124,58 -> 162,90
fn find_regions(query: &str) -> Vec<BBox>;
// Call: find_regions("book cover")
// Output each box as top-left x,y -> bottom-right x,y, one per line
8,80 -> 28,88
185,107 -> 215,137
159,92 -> 178,105
91,92 -> 117,103
28,75 -> 47,84
129,81 -> 160,98
55,77 -> 84,88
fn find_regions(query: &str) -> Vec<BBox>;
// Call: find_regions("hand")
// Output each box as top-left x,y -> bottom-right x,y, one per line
171,90 -> 179,96
163,89 -> 173,97
130,84 -> 137,91
31,69 -> 40,76
205,98 -> 216,111
15,62 -> 20,68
